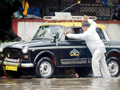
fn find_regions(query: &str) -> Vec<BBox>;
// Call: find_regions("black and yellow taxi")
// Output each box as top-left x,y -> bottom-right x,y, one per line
0,22 -> 120,78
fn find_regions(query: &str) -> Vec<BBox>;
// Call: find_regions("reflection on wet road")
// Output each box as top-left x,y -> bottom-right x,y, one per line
0,77 -> 120,90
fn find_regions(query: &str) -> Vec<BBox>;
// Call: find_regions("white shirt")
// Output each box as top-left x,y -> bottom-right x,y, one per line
67,19 -> 106,55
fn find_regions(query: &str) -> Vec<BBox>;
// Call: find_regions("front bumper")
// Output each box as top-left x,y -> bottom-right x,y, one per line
0,60 -> 34,68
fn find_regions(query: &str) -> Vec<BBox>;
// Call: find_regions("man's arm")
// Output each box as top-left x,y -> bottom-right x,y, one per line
63,30 -> 88,40
83,15 -> 97,29
88,19 -> 97,29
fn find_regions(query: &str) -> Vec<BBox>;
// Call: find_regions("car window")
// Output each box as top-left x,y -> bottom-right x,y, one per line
67,27 -> 83,34
96,28 -> 105,40
65,27 -> 83,40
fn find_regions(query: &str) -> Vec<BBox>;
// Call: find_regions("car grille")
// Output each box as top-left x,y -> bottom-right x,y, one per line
3,48 -> 22,59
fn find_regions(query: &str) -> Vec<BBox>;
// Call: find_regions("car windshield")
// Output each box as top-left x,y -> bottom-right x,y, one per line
33,25 -> 64,40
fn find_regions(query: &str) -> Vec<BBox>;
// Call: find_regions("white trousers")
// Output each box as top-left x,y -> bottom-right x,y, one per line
92,51 -> 111,78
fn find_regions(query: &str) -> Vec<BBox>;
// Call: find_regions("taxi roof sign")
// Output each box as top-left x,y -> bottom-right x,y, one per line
55,12 -> 72,17
43,12 -> 97,21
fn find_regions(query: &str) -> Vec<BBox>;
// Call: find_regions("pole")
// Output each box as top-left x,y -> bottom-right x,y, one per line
61,1 -> 81,12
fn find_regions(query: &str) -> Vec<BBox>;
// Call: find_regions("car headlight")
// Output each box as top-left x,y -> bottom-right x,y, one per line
0,44 -> 3,53
22,45 -> 28,54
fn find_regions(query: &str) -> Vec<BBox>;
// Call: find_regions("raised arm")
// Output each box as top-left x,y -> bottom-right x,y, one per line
83,15 -> 97,30
88,19 -> 97,29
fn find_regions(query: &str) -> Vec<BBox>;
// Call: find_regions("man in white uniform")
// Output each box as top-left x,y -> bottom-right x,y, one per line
63,15 -> 111,78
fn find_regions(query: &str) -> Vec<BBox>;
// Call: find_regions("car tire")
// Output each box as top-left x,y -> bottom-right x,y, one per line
6,69 -> 22,78
107,57 -> 120,77
36,57 -> 55,78
75,67 -> 91,77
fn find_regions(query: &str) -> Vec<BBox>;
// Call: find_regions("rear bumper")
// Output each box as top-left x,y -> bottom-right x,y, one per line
0,60 -> 34,68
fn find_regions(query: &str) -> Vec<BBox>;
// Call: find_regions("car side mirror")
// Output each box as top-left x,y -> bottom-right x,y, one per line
53,33 -> 59,42
53,33 -> 59,40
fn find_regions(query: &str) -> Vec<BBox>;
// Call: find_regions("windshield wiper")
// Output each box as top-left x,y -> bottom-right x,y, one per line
33,37 -> 53,40
43,38 -> 53,40
36,37 -> 44,40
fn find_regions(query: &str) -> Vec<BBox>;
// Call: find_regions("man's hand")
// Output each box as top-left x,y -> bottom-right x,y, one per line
82,15 -> 88,22
63,30 -> 67,36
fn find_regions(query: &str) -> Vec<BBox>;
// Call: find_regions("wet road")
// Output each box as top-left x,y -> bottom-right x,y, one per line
0,77 -> 120,90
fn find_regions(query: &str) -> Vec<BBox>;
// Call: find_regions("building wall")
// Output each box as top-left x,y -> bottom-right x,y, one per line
18,22 -> 44,41
102,23 -> 120,41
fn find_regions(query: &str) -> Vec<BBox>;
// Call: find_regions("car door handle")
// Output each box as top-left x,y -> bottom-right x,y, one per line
104,42 -> 108,44
82,42 -> 85,44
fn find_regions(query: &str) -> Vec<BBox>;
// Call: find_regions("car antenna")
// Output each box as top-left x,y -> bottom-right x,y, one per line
43,1 -> 81,24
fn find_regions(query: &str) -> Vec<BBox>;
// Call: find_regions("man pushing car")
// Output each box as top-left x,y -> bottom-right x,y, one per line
63,15 -> 111,78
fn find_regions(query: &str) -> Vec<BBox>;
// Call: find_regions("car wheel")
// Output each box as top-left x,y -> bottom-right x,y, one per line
75,67 -> 91,77
6,70 -> 22,78
107,57 -> 120,77
36,57 -> 55,78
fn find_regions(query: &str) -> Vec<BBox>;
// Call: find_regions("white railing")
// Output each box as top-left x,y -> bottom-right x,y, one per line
43,16 -> 97,21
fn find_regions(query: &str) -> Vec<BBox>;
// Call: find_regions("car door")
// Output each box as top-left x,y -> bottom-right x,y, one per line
60,27 -> 89,66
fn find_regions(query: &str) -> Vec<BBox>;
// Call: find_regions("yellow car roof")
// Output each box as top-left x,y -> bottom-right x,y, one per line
41,22 -> 105,30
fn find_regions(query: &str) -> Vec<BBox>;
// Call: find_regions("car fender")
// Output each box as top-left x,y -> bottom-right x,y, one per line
106,49 -> 120,59
33,50 -> 58,66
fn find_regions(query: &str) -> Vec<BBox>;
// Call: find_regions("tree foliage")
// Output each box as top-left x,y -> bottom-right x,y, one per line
0,0 -> 24,42
0,0 -> 24,6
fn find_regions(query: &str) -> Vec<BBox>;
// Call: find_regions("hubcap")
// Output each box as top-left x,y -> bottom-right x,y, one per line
108,60 -> 119,76
40,61 -> 52,77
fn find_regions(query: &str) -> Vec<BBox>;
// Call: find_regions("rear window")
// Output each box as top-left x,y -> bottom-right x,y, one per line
96,28 -> 105,40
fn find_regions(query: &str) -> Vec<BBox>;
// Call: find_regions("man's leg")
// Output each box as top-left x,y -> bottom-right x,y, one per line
99,54 -> 111,78
92,52 -> 102,77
